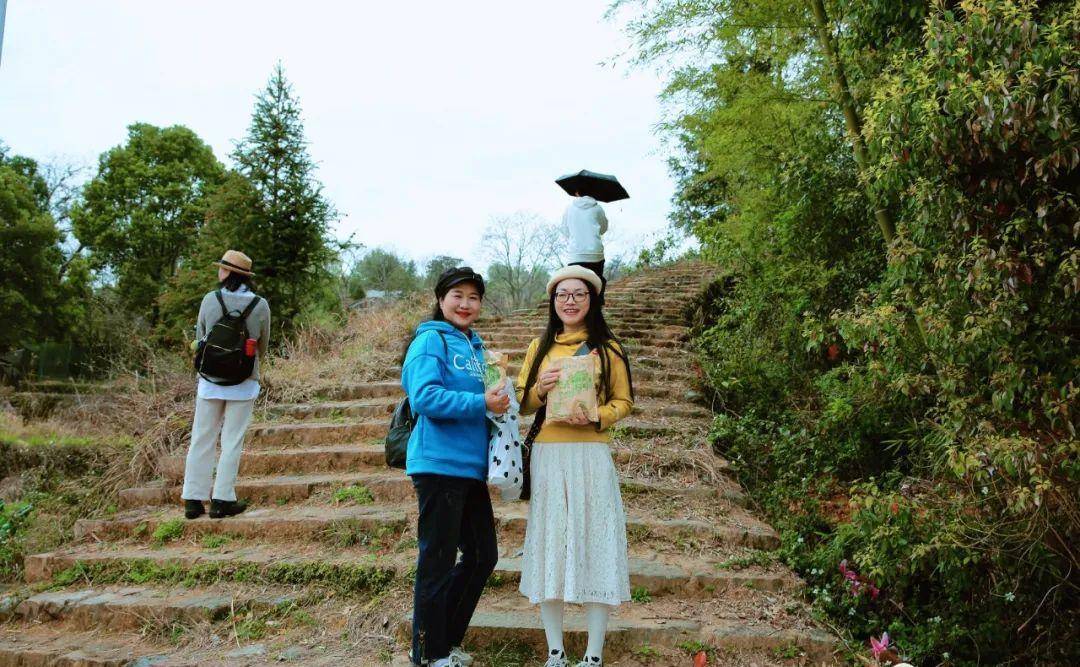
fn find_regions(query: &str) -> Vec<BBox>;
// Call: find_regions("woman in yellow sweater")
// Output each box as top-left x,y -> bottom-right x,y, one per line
516,265 -> 634,667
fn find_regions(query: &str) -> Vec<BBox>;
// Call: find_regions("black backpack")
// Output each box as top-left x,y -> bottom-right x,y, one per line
385,331 -> 448,469
194,290 -> 262,386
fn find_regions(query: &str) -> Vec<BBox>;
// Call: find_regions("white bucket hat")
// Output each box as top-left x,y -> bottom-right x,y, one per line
545,265 -> 603,296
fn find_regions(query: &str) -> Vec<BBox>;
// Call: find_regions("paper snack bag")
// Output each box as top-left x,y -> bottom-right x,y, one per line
483,350 -> 508,390
546,354 -> 599,423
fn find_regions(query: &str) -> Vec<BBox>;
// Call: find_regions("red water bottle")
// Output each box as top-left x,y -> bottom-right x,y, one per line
245,338 -> 257,357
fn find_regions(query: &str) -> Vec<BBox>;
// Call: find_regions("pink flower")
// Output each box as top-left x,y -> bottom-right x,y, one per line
870,632 -> 891,660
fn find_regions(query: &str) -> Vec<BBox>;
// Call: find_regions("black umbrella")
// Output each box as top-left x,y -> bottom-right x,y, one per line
555,169 -> 630,203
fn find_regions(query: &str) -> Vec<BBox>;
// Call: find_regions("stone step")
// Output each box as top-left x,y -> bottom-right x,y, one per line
9,586 -> 271,631
312,379 -> 402,401
0,627 -> 180,667
302,371 -> 702,407
120,470 -> 407,507
122,471 -> 738,510
486,342 -> 690,365
401,609 -> 701,657
397,604 -> 836,662
244,414 -> 705,449
247,420 -> 388,448
263,396 -> 709,424
483,332 -> 686,348
263,396 -> 397,421
507,363 -> 698,385
158,443 -> 387,481
479,324 -> 689,339
75,504 -> 779,550
157,438 -> 727,486
25,546 -> 794,597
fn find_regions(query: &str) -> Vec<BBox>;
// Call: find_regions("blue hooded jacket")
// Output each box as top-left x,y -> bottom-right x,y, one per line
402,320 -> 488,480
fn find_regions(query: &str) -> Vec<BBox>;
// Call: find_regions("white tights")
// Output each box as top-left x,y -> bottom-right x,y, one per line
540,600 -> 610,661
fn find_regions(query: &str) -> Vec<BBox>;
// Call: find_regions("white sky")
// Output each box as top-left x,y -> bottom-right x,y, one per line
0,1 -> 675,270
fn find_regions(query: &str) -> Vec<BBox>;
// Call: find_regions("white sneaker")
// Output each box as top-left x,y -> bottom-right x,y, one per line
431,656 -> 465,667
449,647 -> 474,666
575,657 -> 602,667
544,649 -> 569,667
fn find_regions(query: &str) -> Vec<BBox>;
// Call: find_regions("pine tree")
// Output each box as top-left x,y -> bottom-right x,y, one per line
231,63 -> 337,330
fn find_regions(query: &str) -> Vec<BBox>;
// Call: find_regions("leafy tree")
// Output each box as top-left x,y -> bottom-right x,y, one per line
422,255 -> 465,289
351,248 -> 419,296
230,63 -> 338,330
618,0 -> 1079,663
0,160 -> 62,352
70,123 -> 224,325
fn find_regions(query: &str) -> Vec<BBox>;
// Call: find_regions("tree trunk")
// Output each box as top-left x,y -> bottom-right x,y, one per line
807,0 -> 896,245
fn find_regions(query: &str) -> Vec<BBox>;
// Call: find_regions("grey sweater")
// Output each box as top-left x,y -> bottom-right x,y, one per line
196,288 -> 271,381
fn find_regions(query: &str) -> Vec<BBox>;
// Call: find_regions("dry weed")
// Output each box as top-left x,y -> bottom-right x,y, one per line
264,295 -> 428,404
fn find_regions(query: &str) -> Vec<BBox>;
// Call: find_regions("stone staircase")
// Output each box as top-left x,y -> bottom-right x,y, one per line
0,262 -> 838,666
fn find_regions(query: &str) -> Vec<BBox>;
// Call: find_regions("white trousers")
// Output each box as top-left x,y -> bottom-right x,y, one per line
181,397 -> 255,502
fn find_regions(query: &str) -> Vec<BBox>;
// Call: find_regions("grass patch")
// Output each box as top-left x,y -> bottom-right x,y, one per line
633,643 -> 660,660
332,484 -> 374,505
320,519 -> 402,549
151,518 -> 185,546
201,533 -> 236,550
677,640 -> 716,658
715,550 -> 777,571
772,643 -> 803,659
468,640 -> 534,667
631,586 -> 652,603
51,558 -> 396,596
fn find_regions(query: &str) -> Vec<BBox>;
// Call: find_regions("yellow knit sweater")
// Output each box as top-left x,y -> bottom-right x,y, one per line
515,329 -> 634,443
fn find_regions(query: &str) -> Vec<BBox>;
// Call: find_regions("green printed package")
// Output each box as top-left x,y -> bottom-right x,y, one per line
484,350 -> 507,390
547,355 -> 599,423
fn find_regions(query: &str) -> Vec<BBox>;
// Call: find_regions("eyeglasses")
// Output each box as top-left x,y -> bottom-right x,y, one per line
555,291 -> 590,304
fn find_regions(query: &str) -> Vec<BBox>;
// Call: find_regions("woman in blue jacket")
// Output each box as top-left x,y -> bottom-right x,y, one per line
402,266 -> 509,667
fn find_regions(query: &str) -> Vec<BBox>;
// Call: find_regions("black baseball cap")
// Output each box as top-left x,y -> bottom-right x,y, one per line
435,266 -> 485,298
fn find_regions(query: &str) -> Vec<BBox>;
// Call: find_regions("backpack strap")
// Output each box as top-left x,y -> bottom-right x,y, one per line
239,295 -> 261,320
215,290 -> 228,318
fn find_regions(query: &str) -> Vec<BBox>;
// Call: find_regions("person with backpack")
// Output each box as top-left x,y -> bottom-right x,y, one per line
402,266 -> 508,667
182,250 -> 270,520
515,265 -> 634,667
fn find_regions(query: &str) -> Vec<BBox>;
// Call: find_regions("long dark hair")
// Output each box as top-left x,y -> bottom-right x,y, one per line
219,271 -> 255,293
522,281 -> 633,404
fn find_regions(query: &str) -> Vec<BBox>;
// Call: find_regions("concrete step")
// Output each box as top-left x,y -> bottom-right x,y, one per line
25,546 -> 795,597
0,627 -> 181,667
244,413 -> 706,449
263,396 -> 397,421
312,379 -> 402,401
247,420 -> 388,448
262,396 -> 709,425
486,342 -> 691,365
506,363 -> 698,385
8,586 -> 272,630
75,504 -> 779,550
158,443 -> 386,481
478,324 -> 689,339
396,603 -> 836,662
122,471 -> 739,510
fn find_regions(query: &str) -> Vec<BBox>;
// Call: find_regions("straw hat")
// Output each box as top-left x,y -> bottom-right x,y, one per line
545,265 -> 602,296
213,250 -> 254,276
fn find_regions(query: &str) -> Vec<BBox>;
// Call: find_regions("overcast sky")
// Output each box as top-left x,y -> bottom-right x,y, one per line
0,1 -> 675,270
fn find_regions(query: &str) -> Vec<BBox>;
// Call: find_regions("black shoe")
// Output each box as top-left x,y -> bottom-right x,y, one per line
184,499 -> 205,520
209,498 -> 247,519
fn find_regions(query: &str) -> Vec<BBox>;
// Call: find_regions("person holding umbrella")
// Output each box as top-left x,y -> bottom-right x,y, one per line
555,169 -> 630,292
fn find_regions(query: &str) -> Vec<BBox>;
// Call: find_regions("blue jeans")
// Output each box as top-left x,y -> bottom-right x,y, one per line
411,474 -> 499,664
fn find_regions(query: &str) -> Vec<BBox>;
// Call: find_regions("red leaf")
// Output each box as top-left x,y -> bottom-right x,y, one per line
827,344 -> 841,361
694,651 -> 708,667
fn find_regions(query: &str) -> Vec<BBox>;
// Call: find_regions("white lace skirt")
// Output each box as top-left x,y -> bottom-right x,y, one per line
519,441 -> 631,606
